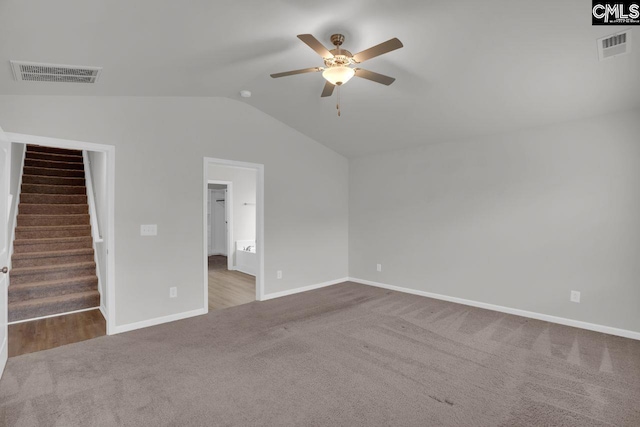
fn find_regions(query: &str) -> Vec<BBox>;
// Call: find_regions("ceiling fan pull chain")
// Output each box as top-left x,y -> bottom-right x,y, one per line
337,85 -> 341,117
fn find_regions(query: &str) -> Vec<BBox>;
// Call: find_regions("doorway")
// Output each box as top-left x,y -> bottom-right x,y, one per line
3,132 -> 116,346
203,158 -> 264,312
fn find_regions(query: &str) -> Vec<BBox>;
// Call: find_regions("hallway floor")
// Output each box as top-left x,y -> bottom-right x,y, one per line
208,255 -> 255,311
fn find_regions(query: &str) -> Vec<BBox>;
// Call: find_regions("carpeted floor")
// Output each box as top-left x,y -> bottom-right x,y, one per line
1,282 -> 639,426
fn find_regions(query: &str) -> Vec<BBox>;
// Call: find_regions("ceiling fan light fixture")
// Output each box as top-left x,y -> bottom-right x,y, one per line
322,66 -> 355,86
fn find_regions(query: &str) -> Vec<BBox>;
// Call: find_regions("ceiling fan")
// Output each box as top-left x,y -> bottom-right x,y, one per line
271,33 -> 403,115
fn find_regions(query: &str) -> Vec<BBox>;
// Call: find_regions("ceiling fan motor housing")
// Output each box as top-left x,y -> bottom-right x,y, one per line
324,51 -> 354,68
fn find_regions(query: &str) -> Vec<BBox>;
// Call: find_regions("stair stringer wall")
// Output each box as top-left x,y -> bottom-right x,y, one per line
7,143 -> 26,270
82,150 -> 106,319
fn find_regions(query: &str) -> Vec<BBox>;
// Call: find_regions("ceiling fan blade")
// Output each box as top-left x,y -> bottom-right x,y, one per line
352,38 -> 403,63
321,81 -> 335,97
354,68 -> 396,85
270,67 -> 323,78
297,34 -> 334,58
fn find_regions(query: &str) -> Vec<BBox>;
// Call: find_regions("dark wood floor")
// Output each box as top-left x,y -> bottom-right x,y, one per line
8,309 -> 106,358
208,255 -> 255,311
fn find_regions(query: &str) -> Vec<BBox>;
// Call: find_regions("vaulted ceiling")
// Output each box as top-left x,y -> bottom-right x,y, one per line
1,0 -> 638,157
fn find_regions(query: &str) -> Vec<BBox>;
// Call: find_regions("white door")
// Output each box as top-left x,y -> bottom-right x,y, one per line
0,126 -> 11,378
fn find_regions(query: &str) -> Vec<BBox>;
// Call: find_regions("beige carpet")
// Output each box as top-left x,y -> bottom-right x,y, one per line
1,282 -> 639,426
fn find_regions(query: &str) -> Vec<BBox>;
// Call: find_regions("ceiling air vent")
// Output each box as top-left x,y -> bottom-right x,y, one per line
597,30 -> 632,61
10,61 -> 102,83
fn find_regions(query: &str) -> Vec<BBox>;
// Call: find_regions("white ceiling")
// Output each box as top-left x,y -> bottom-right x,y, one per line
1,0 -> 638,158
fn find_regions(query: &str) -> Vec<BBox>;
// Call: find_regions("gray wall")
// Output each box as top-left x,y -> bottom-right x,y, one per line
0,96 -> 349,327
350,108 -> 640,333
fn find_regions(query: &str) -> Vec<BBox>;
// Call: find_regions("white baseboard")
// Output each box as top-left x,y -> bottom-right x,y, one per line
235,265 -> 256,277
111,308 -> 207,335
348,277 -> 640,341
0,337 -> 7,379
262,277 -> 349,301
99,305 -> 107,321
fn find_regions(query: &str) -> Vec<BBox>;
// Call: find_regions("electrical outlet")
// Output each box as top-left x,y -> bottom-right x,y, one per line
170,287 -> 177,298
141,224 -> 157,236
377,263 -> 382,272
570,290 -> 580,303
277,270 -> 282,279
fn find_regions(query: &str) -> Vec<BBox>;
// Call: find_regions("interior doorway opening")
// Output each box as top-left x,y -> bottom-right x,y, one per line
1,132 -> 116,361
204,159 -> 264,311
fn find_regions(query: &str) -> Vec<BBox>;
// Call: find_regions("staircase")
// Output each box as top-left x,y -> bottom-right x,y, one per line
9,145 -> 100,322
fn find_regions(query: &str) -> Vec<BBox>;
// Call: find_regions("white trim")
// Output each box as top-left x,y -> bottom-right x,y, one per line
262,277 -> 348,301
5,133 -> 113,152
235,265 -> 256,277
99,304 -> 106,320
5,132 -> 116,336
0,337 -> 6,377
8,306 -> 100,325
7,143 -> 26,270
207,180 -> 233,269
348,277 -> 640,341
203,157 -> 265,309
111,308 -> 207,334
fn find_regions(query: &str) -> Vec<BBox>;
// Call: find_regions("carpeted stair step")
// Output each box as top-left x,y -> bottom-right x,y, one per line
21,183 -> 86,195
27,145 -> 82,156
17,214 -> 90,227
13,236 -> 93,253
25,158 -> 85,171
19,204 -> 88,215
8,145 -> 100,324
10,261 -> 97,285
8,290 -> 100,322
22,174 -> 85,186
8,275 -> 98,303
20,193 -> 87,205
25,151 -> 83,163
15,225 -> 92,239
12,248 -> 95,268
23,166 -> 85,178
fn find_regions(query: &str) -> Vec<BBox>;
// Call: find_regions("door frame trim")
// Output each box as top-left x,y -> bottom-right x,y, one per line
203,157 -> 264,309
5,132 -> 116,335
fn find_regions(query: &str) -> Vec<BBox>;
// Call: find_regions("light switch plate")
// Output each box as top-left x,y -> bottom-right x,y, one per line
140,224 -> 157,236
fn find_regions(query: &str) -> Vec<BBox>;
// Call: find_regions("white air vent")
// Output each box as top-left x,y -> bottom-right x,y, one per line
597,30 -> 632,61
10,61 -> 102,83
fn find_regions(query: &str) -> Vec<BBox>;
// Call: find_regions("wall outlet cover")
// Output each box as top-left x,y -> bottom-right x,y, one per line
570,290 -> 581,303
170,287 -> 177,298
277,270 -> 282,279
376,263 -> 382,272
141,224 -> 158,236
